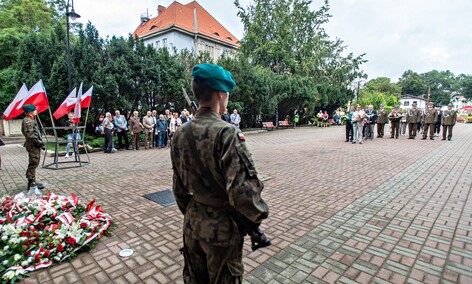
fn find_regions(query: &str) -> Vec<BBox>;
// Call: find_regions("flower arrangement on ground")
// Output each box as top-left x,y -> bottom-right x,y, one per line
0,193 -> 111,283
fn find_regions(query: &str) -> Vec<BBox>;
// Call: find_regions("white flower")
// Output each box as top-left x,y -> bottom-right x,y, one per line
15,269 -> 26,276
9,237 -> 20,245
21,260 -> 29,267
2,260 -> 8,266
13,254 -> 22,261
1,235 -> 7,241
53,256 -> 60,261
54,225 -> 69,239
2,270 -> 15,280
3,246 -> 9,251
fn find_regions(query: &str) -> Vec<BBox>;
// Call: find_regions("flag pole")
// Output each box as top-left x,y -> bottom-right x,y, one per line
83,106 -> 90,138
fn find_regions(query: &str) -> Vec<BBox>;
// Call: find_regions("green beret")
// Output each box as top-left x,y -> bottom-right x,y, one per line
192,64 -> 236,92
22,104 -> 36,113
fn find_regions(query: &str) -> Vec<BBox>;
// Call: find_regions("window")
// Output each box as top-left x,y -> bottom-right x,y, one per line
155,40 -> 160,48
163,38 -> 167,48
404,101 -> 409,106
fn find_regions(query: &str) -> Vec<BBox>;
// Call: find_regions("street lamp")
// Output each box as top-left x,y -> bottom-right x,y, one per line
275,62 -> 286,128
356,79 -> 366,105
66,0 -> 81,93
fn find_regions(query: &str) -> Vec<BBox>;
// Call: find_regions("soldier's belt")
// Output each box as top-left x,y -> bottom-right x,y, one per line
192,195 -> 228,208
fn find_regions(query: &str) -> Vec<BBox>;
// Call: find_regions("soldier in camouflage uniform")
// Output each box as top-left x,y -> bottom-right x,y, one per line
21,104 -> 45,189
441,104 -> 457,141
422,102 -> 438,140
171,64 -> 269,283
376,104 -> 388,138
406,102 -> 422,139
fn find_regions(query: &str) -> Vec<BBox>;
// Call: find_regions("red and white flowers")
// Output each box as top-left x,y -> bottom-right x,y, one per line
0,193 -> 111,282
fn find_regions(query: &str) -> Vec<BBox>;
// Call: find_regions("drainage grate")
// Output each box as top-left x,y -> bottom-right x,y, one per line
143,189 -> 176,207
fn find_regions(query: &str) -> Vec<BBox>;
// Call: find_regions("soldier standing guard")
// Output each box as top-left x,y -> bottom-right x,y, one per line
21,104 -> 45,190
406,102 -> 421,139
388,106 -> 401,139
376,104 -> 388,138
422,102 -> 438,140
441,104 -> 457,141
171,63 -> 269,283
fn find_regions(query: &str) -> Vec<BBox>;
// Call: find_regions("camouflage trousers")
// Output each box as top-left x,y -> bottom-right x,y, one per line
179,199 -> 246,283
26,147 -> 40,181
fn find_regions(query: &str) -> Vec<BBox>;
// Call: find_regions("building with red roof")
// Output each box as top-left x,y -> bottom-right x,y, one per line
133,1 -> 239,61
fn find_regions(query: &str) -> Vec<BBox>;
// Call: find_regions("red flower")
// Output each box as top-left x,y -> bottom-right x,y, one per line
19,231 -> 30,237
57,243 -> 64,252
40,247 -> 45,252
80,223 -> 87,229
0,219 -> 3,224
44,251 -> 50,258
66,237 -> 76,245
38,223 -> 45,229
34,253 -> 41,262
24,251 -> 31,256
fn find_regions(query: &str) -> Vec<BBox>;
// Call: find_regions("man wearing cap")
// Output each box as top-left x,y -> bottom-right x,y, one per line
388,106 -> 401,139
422,102 -> 438,140
352,105 -> 365,144
441,104 -> 457,141
406,102 -> 421,139
376,104 -> 389,138
21,104 -> 45,190
171,63 -> 269,283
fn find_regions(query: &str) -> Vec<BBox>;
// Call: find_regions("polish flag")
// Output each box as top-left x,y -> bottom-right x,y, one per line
53,88 -> 77,120
73,83 -> 82,123
56,211 -> 75,225
80,86 -> 93,108
2,83 -> 28,120
17,80 -> 49,114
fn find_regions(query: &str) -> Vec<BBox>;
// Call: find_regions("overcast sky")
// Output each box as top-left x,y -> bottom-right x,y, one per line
73,0 -> 472,82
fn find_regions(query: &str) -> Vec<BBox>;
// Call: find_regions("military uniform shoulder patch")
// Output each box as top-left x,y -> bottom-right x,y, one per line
25,121 -> 30,124
237,133 -> 245,141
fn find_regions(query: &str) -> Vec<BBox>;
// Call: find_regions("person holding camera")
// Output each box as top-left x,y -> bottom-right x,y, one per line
171,63 -> 269,283
21,104 -> 45,190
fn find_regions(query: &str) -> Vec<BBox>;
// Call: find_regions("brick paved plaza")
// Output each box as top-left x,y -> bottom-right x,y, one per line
1,124 -> 471,283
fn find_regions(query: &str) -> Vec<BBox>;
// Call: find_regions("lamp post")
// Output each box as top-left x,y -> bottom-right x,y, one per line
66,0 -> 81,93
356,79 -> 366,105
275,62 -> 286,128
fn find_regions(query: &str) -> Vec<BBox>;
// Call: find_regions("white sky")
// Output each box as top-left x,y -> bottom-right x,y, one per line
73,0 -> 472,81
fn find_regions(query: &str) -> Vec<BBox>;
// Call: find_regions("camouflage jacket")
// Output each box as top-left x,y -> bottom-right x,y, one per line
21,116 -> 41,150
171,108 -> 269,242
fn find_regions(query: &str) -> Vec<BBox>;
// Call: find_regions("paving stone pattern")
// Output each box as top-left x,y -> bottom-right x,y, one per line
0,124 -> 471,284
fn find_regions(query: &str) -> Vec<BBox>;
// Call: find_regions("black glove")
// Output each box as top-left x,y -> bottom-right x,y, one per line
39,142 -> 45,150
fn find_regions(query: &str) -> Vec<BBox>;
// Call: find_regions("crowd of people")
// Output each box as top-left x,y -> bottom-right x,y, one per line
87,107 -> 243,154
343,102 -> 458,144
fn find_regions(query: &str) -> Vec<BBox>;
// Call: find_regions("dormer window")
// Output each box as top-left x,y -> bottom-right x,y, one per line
150,25 -> 158,30
213,32 -> 220,37
226,37 -> 232,41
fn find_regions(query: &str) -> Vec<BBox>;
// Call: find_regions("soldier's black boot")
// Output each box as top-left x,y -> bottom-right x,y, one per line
35,182 -> 45,189
27,179 -> 34,189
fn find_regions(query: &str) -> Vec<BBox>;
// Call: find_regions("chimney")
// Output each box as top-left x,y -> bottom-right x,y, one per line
158,5 -> 166,16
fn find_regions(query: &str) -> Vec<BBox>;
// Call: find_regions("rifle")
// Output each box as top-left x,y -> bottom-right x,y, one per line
182,87 -> 198,114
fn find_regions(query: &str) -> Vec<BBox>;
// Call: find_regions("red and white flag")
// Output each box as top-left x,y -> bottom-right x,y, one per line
80,86 -> 93,108
73,83 -> 83,123
2,83 -> 28,120
53,87 -> 77,120
17,80 -> 49,114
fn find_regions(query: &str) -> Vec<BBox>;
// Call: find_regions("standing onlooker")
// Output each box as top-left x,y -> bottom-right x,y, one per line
322,111 -> 329,127
376,104 -> 388,138
142,111 -> 155,149
65,112 -> 81,158
345,106 -> 355,142
388,106 -> 401,139
21,104 -> 45,189
114,110 -> 129,150
352,105 -> 365,144
434,106 -> 442,137
400,109 -> 408,135
221,108 -> 231,123
230,109 -> 241,128
422,102 -> 438,140
406,103 -> 422,139
101,112 -> 114,153
364,105 -> 377,140
169,112 -> 181,145
180,109 -> 189,124
129,111 -> 143,150
150,110 -> 158,148
441,104 -> 457,141
156,114 -> 169,148
316,110 -> 323,127
164,109 -> 172,147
